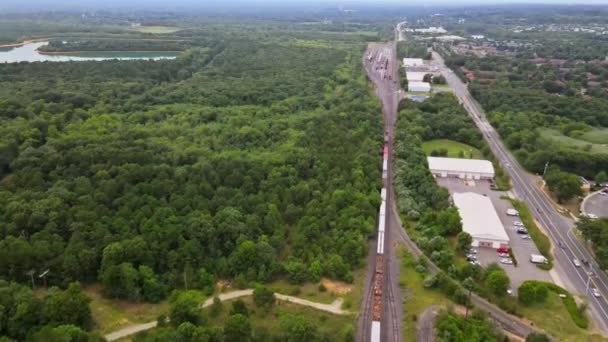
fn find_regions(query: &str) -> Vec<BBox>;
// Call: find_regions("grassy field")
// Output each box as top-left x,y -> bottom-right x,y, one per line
202,296 -> 354,339
422,139 -> 483,159
519,292 -> 605,342
399,248 -> 451,342
84,285 -> 168,334
131,26 -> 182,34
539,128 -> 608,154
580,128 -> 608,145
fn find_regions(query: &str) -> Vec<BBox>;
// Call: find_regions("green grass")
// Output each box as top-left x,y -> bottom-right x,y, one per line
131,26 -> 182,34
422,139 -> 483,159
506,198 -> 553,270
518,292 -> 602,342
539,128 -> 608,154
84,285 -> 169,334
580,128 -> 608,145
202,296 -> 354,339
399,248 -> 451,342
266,280 -> 337,304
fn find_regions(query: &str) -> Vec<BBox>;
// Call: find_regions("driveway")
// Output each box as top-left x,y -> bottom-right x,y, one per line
436,177 -> 552,291
582,191 -> 608,218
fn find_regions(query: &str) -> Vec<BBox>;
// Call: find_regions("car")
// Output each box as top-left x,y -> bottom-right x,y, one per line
573,258 -> 581,267
468,260 -> 480,266
600,191 -> 608,196
497,247 -> 509,254
513,221 -> 524,226
559,294 -> 567,299
521,234 -> 531,239
506,209 -> 519,216
506,288 -> 513,295
516,228 -> 528,234
588,214 -> 598,219
468,249 -> 478,254
498,253 -> 509,258
500,258 -> 513,265
592,288 -> 601,298
466,255 -> 477,261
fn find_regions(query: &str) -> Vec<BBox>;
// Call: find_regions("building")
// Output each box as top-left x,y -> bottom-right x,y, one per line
403,58 -> 424,67
427,156 -> 495,180
408,81 -> 431,92
406,71 -> 427,82
453,192 -> 509,249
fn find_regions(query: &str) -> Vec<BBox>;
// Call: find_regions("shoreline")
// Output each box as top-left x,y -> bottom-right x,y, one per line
37,49 -> 183,55
0,38 -> 49,48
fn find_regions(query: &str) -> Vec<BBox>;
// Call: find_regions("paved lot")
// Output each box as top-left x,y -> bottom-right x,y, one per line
436,177 -> 552,291
583,192 -> 608,218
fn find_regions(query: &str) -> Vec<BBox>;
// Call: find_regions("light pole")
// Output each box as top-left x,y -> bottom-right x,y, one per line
542,161 -> 550,178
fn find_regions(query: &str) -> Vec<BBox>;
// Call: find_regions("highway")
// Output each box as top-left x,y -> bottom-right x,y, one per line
431,50 -> 608,333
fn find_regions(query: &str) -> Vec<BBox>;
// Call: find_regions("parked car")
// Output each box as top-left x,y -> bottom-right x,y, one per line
513,221 -> 524,226
592,288 -> 601,298
500,258 -> 513,265
466,255 -> 477,261
468,260 -> 480,266
468,249 -> 478,254
559,294 -> 567,299
573,258 -> 581,267
498,253 -> 509,258
506,209 -> 519,216
516,227 -> 528,234
497,247 -> 509,254
521,234 -> 531,240
506,288 -> 513,295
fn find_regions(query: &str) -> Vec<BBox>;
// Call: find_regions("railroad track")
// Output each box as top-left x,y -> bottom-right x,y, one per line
385,261 -> 400,342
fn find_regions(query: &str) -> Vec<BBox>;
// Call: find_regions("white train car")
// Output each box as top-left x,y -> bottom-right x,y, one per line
371,321 -> 381,342
377,231 -> 385,255
378,202 -> 386,233
381,188 -> 386,202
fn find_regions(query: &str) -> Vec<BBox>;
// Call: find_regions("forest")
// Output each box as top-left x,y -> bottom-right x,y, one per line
39,39 -> 193,52
0,16 -> 383,339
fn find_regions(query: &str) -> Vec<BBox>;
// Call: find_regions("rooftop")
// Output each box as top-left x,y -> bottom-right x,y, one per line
453,192 -> 509,242
427,156 -> 494,175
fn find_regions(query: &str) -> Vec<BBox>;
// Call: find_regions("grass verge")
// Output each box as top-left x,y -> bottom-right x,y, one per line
421,139 -> 483,159
506,198 -> 553,270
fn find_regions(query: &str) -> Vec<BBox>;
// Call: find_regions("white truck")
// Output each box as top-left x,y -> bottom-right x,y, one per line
530,254 -> 548,264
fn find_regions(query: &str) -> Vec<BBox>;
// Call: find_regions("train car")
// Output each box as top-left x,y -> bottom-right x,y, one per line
383,146 -> 389,157
377,231 -> 385,255
381,188 -> 386,202
371,321 -> 381,342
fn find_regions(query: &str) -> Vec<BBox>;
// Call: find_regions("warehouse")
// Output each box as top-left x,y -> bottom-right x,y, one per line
427,156 -> 494,180
453,192 -> 509,249
406,71 -> 427,82
408,81 -> 431,92
403,58 -> 424,67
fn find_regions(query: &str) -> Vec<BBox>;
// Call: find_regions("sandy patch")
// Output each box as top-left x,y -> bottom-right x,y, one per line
320,278 -> 352,295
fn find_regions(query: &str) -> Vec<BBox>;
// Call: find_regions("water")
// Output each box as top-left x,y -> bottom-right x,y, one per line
0,42 -> 179,63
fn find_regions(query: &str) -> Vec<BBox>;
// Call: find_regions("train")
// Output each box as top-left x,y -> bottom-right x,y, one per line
371,144 -> 389,342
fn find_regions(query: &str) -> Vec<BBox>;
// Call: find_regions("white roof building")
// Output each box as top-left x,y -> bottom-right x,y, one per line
427,156 -> 495,180
453,192 -> 509,249
408,81 -> 431,92
406,71 -> 427,82
403,58 -> 424,67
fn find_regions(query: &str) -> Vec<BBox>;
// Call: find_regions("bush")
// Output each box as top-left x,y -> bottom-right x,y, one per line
518,281 -> 548,305
318,283 -> 327,292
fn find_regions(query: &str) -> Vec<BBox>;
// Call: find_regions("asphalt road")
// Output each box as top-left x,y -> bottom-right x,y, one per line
431,50 -> 608,333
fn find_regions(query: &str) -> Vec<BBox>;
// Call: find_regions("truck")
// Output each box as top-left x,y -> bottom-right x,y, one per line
530,254 -> 548,264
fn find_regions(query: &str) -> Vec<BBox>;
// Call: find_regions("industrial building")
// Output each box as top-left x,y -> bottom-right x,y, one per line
403,58 -> 424,67
427,156 -> 495,180
453,192 -> 510,249
406,71 -> 427,82
408,81 -> 431,92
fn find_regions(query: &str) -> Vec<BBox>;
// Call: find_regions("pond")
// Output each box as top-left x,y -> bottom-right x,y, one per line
0,42 -> 179,63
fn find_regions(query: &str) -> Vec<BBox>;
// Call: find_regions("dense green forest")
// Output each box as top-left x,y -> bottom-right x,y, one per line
0,19 -> 383,324
436,310 -> 504,342
39,39 -> 193,52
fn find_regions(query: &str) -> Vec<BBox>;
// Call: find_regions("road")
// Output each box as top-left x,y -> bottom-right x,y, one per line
431,50 -> 608,334
357,40 -> 402,342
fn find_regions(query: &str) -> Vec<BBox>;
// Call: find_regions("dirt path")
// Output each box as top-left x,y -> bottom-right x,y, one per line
105,289 -> 350,341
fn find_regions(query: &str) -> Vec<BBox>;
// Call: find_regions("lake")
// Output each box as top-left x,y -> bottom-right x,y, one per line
0,42 -> 179,63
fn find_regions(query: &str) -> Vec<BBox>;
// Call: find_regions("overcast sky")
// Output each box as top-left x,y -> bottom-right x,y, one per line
2,0 -> 608,12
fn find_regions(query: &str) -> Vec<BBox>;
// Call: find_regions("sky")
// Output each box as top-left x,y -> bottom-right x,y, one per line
2,0 -> 608,12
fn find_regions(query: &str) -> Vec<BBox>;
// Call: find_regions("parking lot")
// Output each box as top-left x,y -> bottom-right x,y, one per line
436,177 -> 552,291
583,191 -> 608,218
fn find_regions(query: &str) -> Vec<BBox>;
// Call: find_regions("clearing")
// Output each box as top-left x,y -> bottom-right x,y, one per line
539,128 -> 608,154
580,128 -> 608,145
131,26 -> 182,34
422,139 -> 483,159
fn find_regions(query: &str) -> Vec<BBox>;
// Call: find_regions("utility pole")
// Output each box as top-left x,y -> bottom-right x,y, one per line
542,161 -> 550,178
26,270 -> 35,289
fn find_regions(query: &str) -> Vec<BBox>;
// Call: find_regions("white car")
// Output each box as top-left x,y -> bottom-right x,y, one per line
573,258 -> 581,267
521,234 -> 531,240
588,214 -> 598,219
592,288 -> 601,298
506,288 -> 513,295
468,260 -> 480,266
469,249 -> 478,254
513,221 -> 524,226
498,253 -> 509,258
500,258 -> 513,265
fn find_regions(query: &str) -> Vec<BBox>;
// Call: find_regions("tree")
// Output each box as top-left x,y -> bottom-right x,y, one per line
545,168 -> 582,203
210,297 -> 223,317
169,291 -> 202,326
100,263 -> 140,301
485,270 -> 510,297
41,282 -> 92,329
224,314 -> 251,342
279,314 -> 318,342
253,286 -> 275,310
230,299 -> 249,317
518,281 -> 548,305
456,232 -> 473,254
284,260 -> 308,284
595,171 -> 608,185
